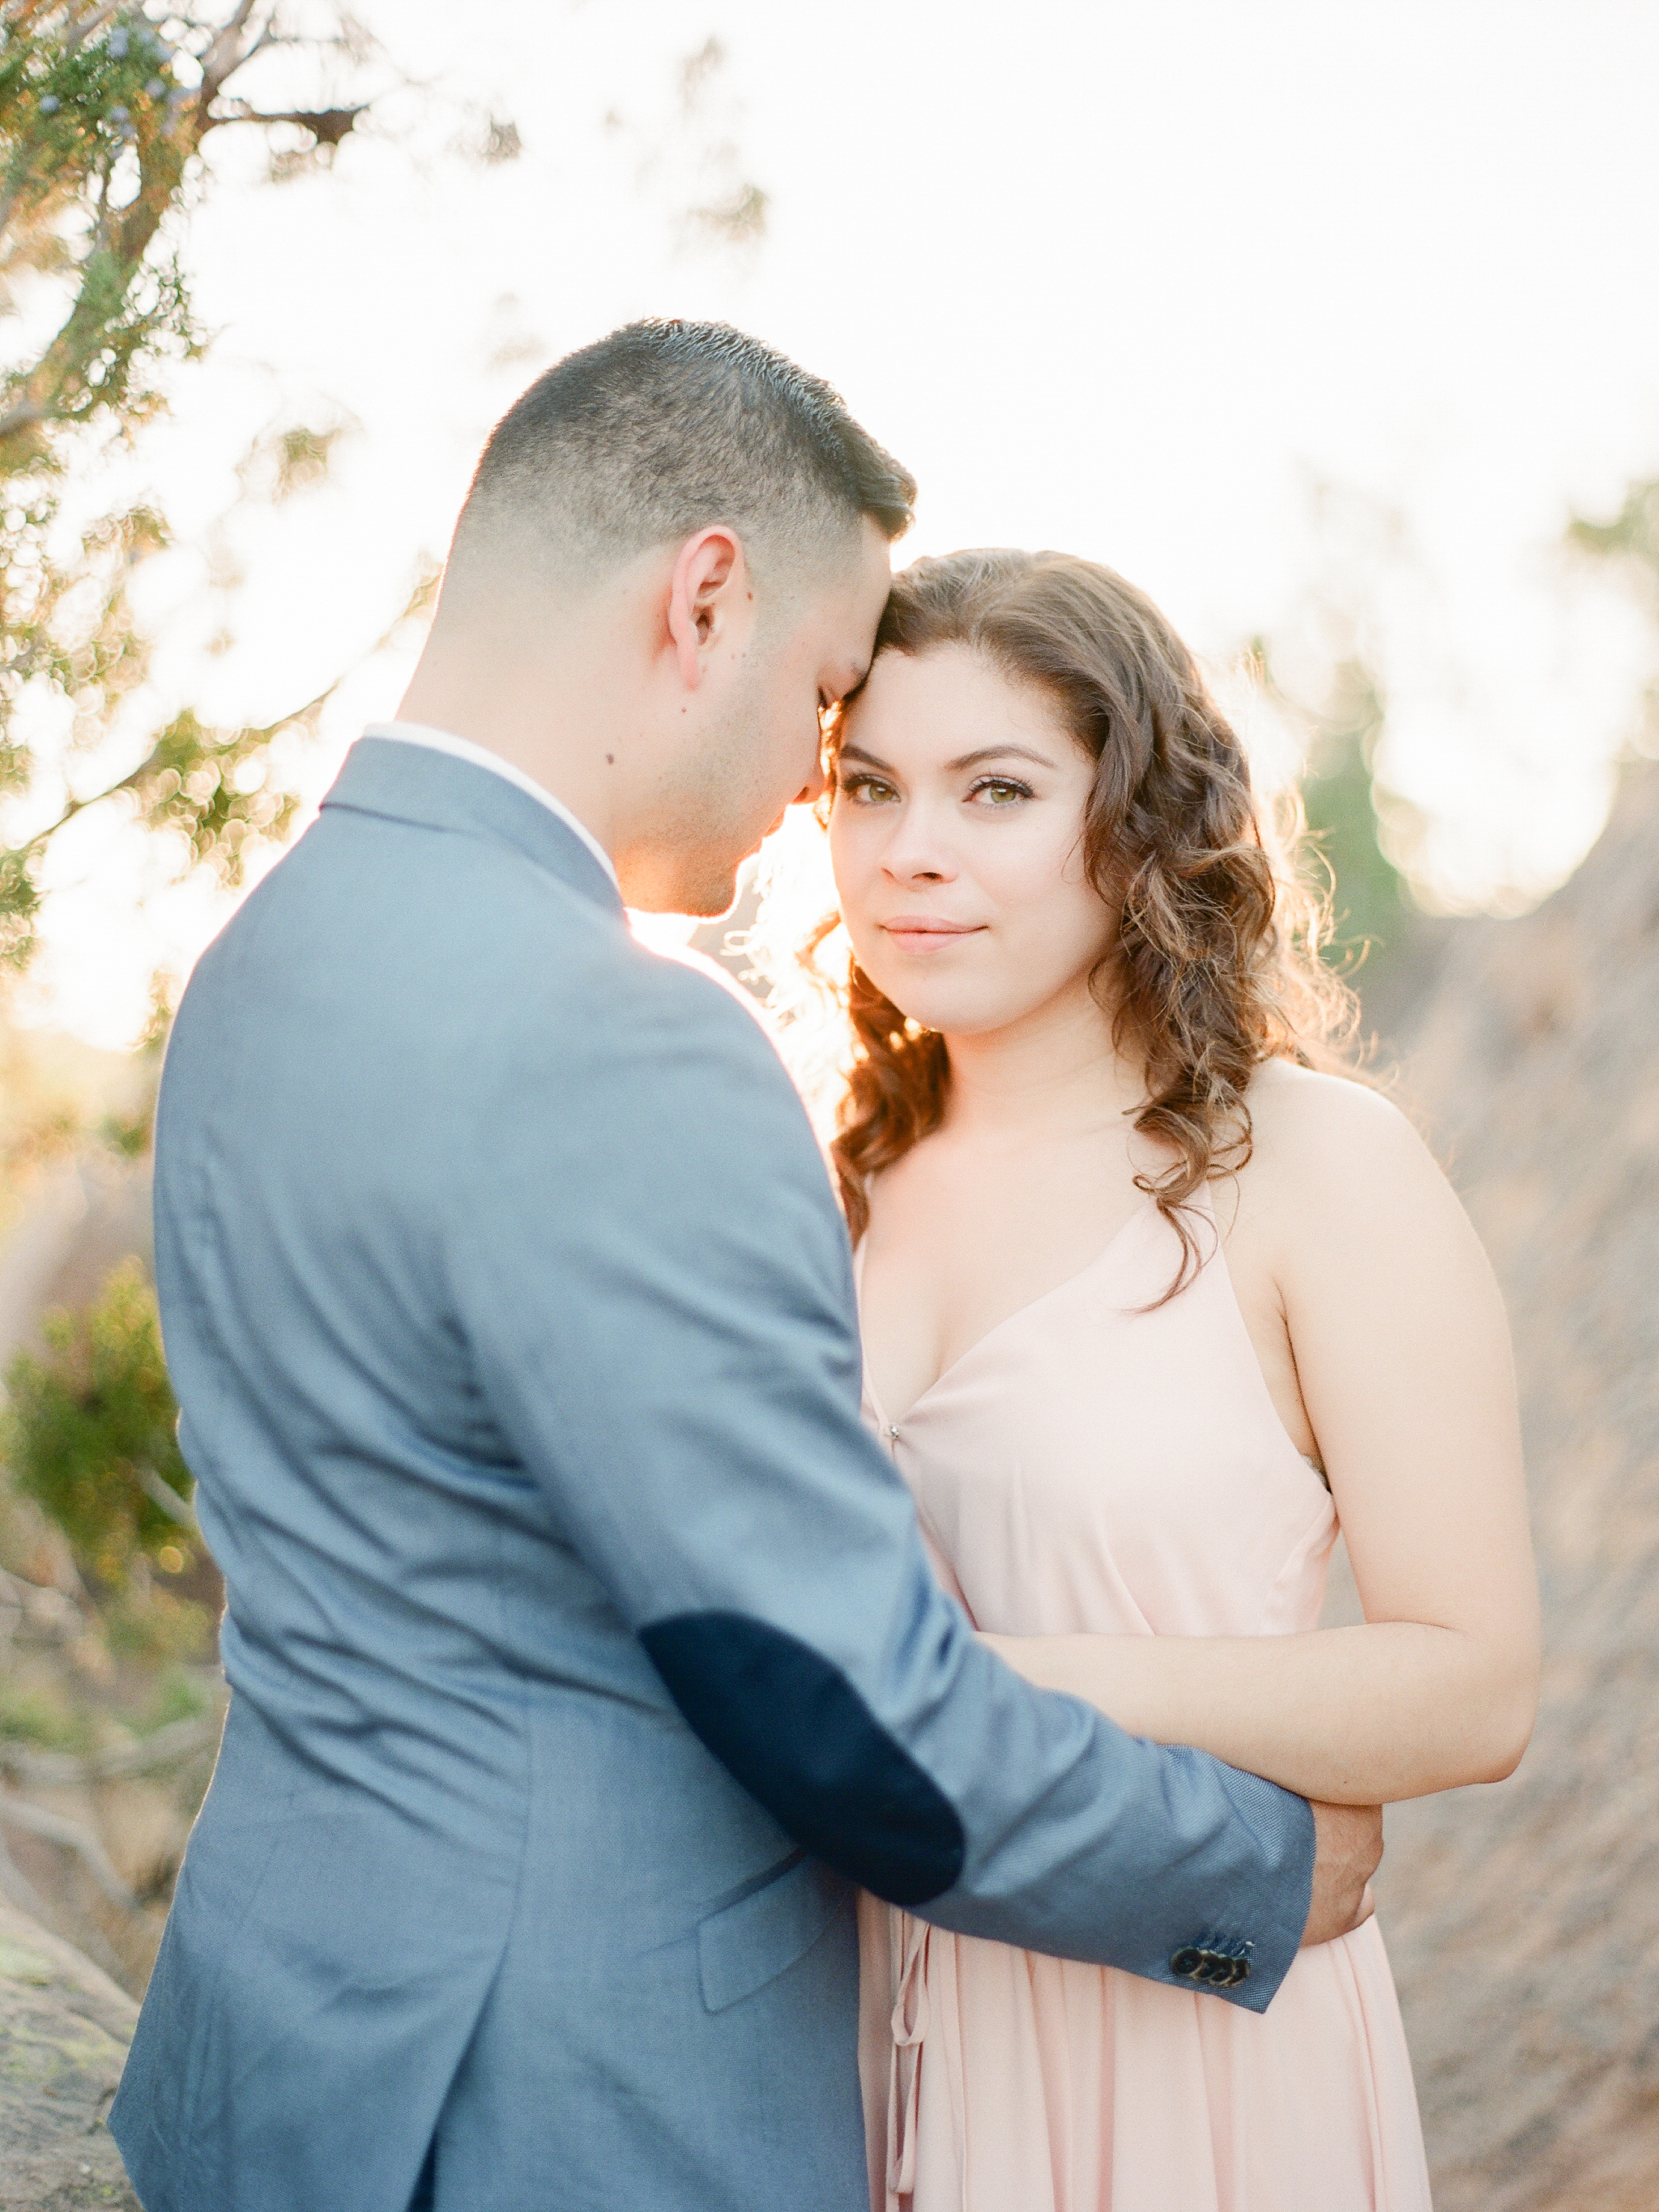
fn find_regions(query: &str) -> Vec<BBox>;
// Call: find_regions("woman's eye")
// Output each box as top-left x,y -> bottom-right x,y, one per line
838,772 -> 899,805
969,777 -> 1033,807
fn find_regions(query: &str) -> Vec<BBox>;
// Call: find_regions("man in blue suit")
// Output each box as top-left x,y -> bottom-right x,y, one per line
112,322 -> 1379,2212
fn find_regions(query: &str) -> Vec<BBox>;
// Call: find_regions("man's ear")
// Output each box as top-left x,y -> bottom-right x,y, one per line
666,526 -> 750,689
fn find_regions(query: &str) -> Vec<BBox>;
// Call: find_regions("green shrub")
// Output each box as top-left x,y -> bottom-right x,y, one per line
104,1588 -> 211,1668
134,1666 -> 215,1736
2,1259 -> 194,1591
0,1675 -> 90,1752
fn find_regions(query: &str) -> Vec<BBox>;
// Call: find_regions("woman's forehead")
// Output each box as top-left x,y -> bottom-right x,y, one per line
845,646 -> 1084,768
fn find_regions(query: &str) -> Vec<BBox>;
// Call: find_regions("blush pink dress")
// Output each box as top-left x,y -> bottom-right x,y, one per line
855,1194 -> 1432,2212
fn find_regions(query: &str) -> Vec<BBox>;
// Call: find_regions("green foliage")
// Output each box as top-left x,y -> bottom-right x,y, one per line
1,11 -> 190,262
103,1583 -> 211,1664
2,1255 -> 192,1589
1248,611 -> 1420,978
0,4 -> 389,974
133,1662 -> 212,1734
1297,655 -> 1411,965
96,1102 -> 151,1156
1567,476 -> 1659,604
0,1669 -> 87,1748
1571,473 -> 1659,757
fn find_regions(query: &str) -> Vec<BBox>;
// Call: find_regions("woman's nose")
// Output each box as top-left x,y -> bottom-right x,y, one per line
883,808 -> 958,884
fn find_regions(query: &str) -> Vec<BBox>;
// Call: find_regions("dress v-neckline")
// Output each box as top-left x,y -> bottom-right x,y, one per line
856,1194 -> 1158,1434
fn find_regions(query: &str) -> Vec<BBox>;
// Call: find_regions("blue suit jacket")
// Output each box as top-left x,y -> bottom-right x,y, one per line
112,739 -> 1314,2212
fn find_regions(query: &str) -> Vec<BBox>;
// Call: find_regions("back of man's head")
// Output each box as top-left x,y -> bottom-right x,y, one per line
444,319 -> 915,613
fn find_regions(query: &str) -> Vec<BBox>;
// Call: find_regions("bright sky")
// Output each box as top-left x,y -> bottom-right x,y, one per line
16,0 -> 1659,1045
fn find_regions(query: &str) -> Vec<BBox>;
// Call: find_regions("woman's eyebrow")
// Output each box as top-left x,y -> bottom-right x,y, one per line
945,743 -> 1060,772
838,739 -> 1062,775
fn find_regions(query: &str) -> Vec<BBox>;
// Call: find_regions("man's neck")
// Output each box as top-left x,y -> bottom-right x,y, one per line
395,656 -> 624,862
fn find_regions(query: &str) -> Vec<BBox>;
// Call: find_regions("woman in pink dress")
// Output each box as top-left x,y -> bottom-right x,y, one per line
808,550 -> 1539,2212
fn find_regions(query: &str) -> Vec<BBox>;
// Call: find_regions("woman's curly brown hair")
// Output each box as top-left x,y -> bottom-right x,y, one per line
818,548 -> 1355,1293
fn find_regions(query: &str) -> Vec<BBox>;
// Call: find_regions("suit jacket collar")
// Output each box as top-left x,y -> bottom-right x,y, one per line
322,736 -> 625,918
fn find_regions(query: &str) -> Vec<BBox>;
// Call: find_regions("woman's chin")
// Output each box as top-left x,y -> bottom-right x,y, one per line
874,987 -> 1006,1040
853,948 -> 1026,1040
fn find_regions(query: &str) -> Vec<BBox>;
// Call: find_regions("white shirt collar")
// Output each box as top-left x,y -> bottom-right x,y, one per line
362,722 -> 618,888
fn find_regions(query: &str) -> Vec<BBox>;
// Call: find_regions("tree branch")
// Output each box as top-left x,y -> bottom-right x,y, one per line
3,2 -> 123,49
13,556 -> 440,854
207,100 -> 368,148
134,1464 -> 198,1532
0,397 -> 45,445
0,1711 -> 224,1789
195,0 -> 266,106
0,5 -> 381,470
0,1795 -> 140,1913
58,2 -> 122,55
0,1826 -> 53,1926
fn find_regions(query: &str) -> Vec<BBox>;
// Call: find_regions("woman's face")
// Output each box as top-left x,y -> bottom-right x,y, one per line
829,642 -> 1113,1040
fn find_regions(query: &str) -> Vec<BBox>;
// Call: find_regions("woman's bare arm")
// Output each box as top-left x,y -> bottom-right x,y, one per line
983,1069 -> 1541,1806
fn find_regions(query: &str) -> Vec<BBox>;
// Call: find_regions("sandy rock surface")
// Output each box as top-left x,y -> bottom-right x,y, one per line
0,1897 -> 138,2210
1376,759 -> 1659,2211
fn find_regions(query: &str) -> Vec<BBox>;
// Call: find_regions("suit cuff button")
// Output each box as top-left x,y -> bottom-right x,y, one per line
1171,1941 -> 1252,1985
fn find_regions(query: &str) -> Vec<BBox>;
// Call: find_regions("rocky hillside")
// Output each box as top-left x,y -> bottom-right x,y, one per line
1373,759 -> 1659,2210
0,1897 -> 138,2206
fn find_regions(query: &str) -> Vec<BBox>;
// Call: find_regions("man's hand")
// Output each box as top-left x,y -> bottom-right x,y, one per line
1300,1801 -> 1383,1946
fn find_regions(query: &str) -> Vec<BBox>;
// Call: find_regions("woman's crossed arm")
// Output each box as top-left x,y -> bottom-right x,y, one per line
983,1068 -> 1541,1808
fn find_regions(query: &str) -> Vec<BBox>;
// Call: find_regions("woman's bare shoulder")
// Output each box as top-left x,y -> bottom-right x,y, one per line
1239,1059 -> 1452,1218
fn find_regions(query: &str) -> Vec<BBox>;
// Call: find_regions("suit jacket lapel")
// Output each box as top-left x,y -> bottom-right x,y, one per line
322,736 -> 625,918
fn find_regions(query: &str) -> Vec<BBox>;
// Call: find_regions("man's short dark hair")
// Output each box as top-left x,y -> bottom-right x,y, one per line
450,320 -> 915,589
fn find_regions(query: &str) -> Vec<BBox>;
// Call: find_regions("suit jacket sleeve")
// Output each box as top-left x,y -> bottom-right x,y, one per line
451,951 -> 1315,2011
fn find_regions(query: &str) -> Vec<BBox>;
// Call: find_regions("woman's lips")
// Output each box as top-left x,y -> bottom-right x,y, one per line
878,918 -> 985,955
